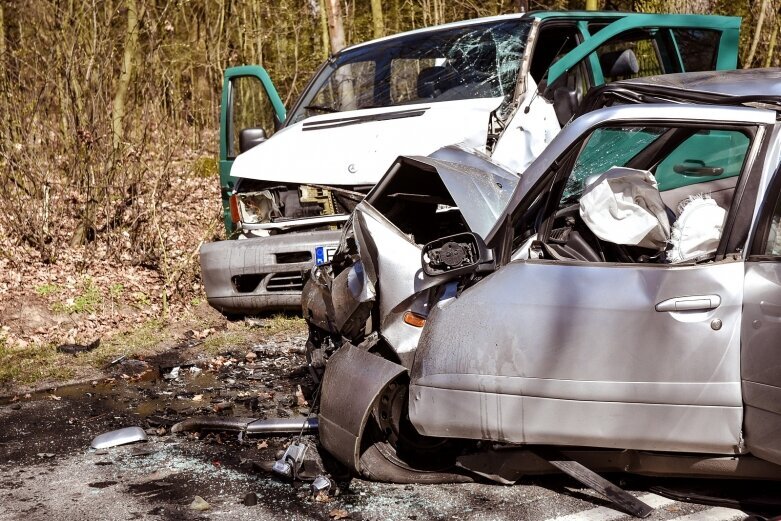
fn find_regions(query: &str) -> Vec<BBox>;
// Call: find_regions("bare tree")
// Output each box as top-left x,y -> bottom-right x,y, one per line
371,0 -> 385,38
111,0 -> 141,150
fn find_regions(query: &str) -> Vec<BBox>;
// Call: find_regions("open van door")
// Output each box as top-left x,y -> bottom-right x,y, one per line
219,66 -> 286,234
543,14 -> 740,123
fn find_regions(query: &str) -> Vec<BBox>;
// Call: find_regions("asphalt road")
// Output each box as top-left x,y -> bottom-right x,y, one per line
0,338 -> 775,521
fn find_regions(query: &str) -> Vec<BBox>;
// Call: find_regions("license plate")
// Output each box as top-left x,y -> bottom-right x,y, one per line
315,245 -> 337,266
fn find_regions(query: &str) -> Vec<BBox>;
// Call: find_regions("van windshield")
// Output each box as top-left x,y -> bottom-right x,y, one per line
287,18 -> 531,125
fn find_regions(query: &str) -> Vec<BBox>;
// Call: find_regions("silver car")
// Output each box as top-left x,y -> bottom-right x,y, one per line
303,69 -> 781,495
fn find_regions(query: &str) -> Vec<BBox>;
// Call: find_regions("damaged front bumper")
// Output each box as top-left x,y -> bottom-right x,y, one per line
200,230 -> 341,314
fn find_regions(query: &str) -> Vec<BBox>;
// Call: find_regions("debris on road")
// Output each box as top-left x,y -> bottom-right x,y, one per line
163,366 -> 180,380
328,508 -> 351,520
90,426 -> 148,449
311,475 -> 332,496
189,495 -> 211,511
272,441 -> 308,479
243,492 -> 258,506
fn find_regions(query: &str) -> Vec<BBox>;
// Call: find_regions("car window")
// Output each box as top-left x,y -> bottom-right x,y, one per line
671,29 -> 720,72
230,75 -> 278,157
309,61 -> 377,112
546,124 -> 754,264
287,19 -> 531,124
655,130 -> 750,192
560,126 -> 665,206
593,28 -> 670,80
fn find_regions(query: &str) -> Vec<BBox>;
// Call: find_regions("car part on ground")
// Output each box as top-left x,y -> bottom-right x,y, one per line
171,416 -> 318,435
90,426 -> 149,449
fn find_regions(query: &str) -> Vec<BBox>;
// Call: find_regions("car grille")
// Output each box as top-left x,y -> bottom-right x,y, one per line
266,272 -> 305,292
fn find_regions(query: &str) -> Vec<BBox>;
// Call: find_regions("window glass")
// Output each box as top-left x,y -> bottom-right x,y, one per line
560,126 -> 665,206
309,61 -> 376,112
390,58 -> 437,104
287,19 -> 531,124
595,31 -> 665,80
655,130 -> 750,192
230,76 -> 276,158
672,29 -> 720,72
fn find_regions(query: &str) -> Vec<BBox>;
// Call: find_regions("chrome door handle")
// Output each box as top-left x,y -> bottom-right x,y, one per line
655,295 -> 721,312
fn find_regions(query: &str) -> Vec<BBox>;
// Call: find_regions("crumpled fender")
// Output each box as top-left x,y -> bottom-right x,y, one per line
319,343 -> 406,474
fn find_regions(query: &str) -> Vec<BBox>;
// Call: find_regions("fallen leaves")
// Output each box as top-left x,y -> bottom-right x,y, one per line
328,508 -> 351,519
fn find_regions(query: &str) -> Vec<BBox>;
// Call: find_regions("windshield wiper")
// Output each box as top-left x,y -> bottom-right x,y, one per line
304,104 -> 340,114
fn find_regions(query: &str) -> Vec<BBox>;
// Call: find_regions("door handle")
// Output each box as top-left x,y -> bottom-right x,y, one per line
655,295 -> 721,312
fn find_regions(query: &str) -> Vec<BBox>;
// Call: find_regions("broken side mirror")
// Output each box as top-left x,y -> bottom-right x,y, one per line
422,232 -> 494,277
239,127 -> 267,153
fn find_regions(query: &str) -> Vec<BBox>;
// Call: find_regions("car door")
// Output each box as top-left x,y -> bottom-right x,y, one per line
543,15 -> 739,122
742,155 -> 781,466
219,66 -> 286,234
548,14 -> 739,88
410,105 -> 772,455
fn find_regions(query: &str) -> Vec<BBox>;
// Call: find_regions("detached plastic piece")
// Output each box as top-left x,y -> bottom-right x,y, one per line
90,426 -> 148,449
272,442 -> 308,479
310,475 -> 332,495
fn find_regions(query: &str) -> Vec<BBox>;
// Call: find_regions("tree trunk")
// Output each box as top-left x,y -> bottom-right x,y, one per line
765,22 -> 778,68
111,0 -> 140,150
319,0 -> 330,58
0,1 -> 6,66
745,0 -> 769,68
324,0 -> 347,52
370,0 -> 384,39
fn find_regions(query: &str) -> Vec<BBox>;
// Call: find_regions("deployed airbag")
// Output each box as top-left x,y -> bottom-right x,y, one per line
667,195 -> 726,263
579,167 -> 670,250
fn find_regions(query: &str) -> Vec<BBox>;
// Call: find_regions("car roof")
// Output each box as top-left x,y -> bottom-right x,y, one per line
341,13 -> 525,53
339,11 -> 731,55
612,68 -> 781,98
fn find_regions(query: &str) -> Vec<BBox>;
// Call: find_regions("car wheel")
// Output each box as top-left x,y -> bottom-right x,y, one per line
358,376 -> 472,484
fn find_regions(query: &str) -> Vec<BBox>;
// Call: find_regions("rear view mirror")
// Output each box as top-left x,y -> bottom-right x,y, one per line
239,127 -> 267,153
600,49 -> 639,78
421,232 -> 494,277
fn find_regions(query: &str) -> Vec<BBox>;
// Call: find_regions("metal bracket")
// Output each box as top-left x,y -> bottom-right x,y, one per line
533,448 -> 653,518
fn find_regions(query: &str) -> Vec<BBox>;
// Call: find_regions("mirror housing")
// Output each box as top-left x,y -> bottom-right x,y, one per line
421,232 -> 494,277
239,128 -> 267,153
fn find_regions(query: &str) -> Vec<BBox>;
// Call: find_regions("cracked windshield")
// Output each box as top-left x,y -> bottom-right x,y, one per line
288,19 -> 530,124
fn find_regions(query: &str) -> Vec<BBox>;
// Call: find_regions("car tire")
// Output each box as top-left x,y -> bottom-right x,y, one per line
357,376 -> 473,484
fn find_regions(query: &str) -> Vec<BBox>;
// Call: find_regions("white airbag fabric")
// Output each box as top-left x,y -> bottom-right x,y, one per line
667,195 -> 726,263
579,167 -> 670,250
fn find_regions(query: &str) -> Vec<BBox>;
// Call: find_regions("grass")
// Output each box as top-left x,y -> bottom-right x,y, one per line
0,319 -> 168,387
0,339 -> 75,386
0,313 -> 307,390
84,318 -> 169,367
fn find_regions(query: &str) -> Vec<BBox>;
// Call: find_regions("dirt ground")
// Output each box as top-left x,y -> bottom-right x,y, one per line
1,323 -> 779,521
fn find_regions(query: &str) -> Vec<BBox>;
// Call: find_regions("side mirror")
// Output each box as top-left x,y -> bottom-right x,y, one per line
239,128 -> 267,153
421,232 -> 494,277
600,48 -> 639,78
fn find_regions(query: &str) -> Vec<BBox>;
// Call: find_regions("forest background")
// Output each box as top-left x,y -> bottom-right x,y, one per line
0,0 -> 778,375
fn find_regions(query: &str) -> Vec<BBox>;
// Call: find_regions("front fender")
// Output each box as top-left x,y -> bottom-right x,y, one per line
319,343 -> 406,474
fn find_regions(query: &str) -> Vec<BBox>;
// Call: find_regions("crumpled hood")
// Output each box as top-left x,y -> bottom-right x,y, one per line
231,97 -> 502,185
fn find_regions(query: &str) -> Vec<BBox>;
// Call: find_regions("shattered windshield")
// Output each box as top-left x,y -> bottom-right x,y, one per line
287,18 -> 530,124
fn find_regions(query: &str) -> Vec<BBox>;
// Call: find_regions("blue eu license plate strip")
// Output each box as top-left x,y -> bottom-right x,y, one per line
315,245 -> 337,266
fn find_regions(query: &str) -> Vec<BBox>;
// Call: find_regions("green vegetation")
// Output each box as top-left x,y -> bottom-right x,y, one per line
35,283 -> 60,297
